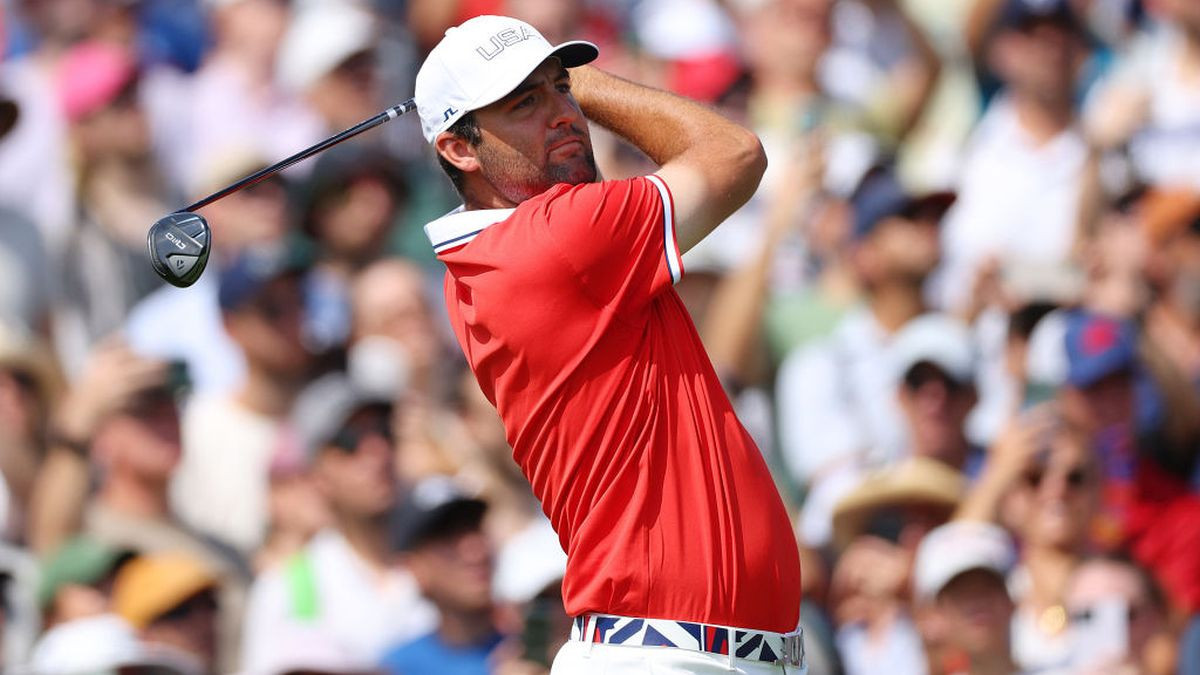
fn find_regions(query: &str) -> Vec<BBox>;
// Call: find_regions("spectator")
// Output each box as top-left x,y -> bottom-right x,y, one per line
303,148 -> 411,353
349,260 -> 493,492
171,249 -> 313,555
491,517 -> 568,674
936,0 -> 1093,316
795,312 -> 980,554
0,0 -> 95,256
36,536 -> 131,629
913,520 -> 1019,675
276,1 -> 381,135
1063,555 -> 1176,675
1056,311 -> 1200,616
125,154 -> 294,395
778,166 -> 956,542
957,409 -> 1098,671
53,40 -> 174,373
1086,0 -> 1200,190
0,92 -> 54,336
827,456 -> 965,674
77,349 -> 248,670
27,341 -> 171,556
111,551 -> 221,673
380,478 -> 501,675
141,0 -> 322,194
890,314 -> 983,475
241,372 -> 435,673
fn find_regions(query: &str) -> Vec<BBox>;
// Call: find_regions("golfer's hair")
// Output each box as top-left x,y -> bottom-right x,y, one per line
437,112 -> 482,194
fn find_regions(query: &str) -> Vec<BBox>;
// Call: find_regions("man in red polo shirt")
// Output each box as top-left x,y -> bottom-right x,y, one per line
414,15 -> 803,673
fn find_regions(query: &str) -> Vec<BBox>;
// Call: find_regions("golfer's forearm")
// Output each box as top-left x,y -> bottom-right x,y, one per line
571,66 -> 763,180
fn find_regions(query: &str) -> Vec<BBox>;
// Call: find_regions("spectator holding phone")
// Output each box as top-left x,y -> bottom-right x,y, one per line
957,406 -> 1100,671
1062,555 -> 1176,675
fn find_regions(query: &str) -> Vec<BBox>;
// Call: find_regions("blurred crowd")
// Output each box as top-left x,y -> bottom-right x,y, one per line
0,0 -> 1198,673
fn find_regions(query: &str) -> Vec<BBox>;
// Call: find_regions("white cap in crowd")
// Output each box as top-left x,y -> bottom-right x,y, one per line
494,517 -> 568,605
277,1 -> 377,94
913,520 -> 1016,602
890,313 -> 976,386
414,15 -> 598,143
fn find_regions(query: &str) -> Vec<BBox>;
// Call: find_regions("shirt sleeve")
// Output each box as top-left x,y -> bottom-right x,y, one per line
539,175 -> 682,312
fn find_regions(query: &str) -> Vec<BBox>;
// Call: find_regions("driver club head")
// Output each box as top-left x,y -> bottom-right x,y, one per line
147,211 -> 211,288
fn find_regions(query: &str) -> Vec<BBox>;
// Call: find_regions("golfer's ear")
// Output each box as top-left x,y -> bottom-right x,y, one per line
435,132 -> 480,174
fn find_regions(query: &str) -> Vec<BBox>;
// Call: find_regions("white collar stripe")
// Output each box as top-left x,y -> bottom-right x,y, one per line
645,175 -> 682,284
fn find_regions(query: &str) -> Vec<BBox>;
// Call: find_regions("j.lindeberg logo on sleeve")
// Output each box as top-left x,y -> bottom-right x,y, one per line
474,26 -> 542,60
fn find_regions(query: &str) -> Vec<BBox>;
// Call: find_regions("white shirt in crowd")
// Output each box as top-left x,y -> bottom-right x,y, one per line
240,529 -> 437,674
1089,24 -> 1200,190
171,393 -> 282,554
934,96 -> 1089,313
777,306 -> 911,484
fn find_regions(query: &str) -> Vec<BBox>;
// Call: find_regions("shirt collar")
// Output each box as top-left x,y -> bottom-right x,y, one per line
424,205 -> 515,253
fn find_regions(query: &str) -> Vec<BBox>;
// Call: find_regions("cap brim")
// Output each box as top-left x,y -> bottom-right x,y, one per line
903,191 -> 957,221
465,40 -> 599,115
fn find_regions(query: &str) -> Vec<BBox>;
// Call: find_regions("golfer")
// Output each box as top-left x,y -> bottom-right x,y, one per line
415,15 -> 803,674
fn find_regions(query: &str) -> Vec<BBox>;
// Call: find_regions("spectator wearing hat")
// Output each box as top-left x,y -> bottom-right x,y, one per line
778,167 -> 956,544
380,478 -> 501,675
276,1 -> 382,135
913,521 -> 1019,675
53,39 -> 177,374
124,153 -> 295,396
241,372 -> 435,674
1062,555 -> 1176,675
36,536 -> 133,630
1055,311 -> 1200,619
28,340 -> 178,556
826,456 -> 966,675
490,517 -> 569,674
936,0 -> 1093,317
170,249 -> 313,556
112,551 -> 221,673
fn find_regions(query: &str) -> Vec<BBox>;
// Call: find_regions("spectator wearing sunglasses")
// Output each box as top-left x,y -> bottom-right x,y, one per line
241,371 -> 436,674
958,409 -> 1099,671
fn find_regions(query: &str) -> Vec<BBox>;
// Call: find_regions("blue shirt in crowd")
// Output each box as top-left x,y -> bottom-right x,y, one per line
380,630 -> 505,675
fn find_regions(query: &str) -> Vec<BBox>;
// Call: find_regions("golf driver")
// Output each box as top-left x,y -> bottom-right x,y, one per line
147,99 -> 417,288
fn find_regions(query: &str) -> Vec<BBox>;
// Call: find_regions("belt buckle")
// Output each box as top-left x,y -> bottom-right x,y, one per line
778,629 -> 805,669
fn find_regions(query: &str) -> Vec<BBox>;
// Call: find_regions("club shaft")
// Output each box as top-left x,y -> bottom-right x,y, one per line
184,99 -> 417,212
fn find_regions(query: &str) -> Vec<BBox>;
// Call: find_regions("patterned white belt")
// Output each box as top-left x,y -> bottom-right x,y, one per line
570,613 -> 806,669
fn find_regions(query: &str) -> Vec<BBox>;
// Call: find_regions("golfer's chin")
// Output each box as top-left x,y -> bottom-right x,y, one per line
548,154 -> 598,186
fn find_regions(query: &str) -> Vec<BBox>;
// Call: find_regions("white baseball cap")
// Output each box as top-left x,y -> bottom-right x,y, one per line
414,15 -> 598,144
913,521 -> 1015,601
278,2 -> 377,94
890,313 -> 976,386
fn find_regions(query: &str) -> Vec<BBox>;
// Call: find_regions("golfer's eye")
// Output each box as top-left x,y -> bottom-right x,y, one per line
556,82 -> 571,94
514,94 -> 535,109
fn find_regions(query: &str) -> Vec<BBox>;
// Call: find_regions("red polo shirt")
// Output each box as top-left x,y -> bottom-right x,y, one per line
427,175 -> 801,632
